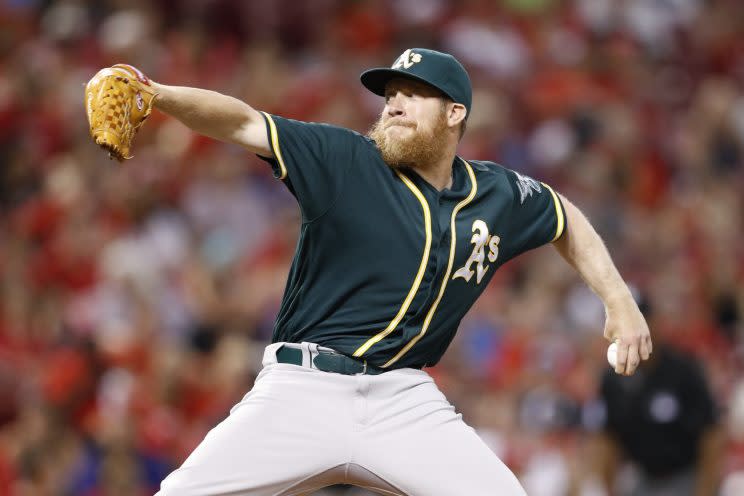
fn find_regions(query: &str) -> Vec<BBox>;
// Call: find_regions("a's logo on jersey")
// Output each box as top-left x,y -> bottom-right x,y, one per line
391,49 -> 423,70
452,219 -> 500,284
513,171 -> 542,204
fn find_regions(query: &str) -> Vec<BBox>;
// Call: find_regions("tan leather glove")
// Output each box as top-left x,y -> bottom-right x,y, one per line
84,64 -> 158,161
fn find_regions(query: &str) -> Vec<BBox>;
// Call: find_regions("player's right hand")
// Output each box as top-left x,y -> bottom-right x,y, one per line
603,298 -> 652,376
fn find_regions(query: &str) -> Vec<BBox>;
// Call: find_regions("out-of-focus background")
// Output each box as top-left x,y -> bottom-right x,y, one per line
0,0 -> 743,495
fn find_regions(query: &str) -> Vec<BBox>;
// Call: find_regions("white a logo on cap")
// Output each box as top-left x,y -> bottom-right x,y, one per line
391,49 -> 422,70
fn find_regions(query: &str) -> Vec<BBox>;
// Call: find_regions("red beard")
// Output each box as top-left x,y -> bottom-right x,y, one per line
368,111 -> 449,170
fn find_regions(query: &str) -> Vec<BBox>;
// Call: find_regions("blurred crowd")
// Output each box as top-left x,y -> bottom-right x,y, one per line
0,0 -> 743,495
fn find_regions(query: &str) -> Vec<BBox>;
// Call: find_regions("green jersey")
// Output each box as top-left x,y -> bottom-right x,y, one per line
259,113 -> 566,370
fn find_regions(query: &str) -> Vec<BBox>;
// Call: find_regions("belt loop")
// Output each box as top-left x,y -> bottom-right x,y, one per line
305,342 -> 319,368
299,342 -> 310,368
263,342 -> 285,367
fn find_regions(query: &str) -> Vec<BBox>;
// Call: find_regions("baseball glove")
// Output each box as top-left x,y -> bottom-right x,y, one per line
84,64 -> 158,161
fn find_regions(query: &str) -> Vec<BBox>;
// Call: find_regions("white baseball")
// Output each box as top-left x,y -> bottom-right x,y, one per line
607,342 -> 618,368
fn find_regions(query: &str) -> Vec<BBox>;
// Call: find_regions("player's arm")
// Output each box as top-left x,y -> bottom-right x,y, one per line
552,194 -> 652,375
151,83 -> 271,156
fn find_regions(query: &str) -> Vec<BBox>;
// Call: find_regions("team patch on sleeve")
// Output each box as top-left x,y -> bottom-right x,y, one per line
513,170 -> 542,204
509,170 -> 565,242
503,168 -> 567,251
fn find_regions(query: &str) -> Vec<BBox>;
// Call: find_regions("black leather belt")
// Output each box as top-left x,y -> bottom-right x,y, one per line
275,345 -> 385,375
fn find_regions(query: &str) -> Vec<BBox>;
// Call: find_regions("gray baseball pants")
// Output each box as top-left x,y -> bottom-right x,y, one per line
156,342 -> 526,495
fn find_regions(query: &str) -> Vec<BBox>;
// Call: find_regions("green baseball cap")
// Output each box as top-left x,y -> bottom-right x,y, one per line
361,48 -> 472,117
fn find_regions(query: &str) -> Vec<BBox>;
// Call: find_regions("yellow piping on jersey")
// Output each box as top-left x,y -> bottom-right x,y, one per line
382,161 -> 478,368
261,112 -> 288,180
541,182 -> 565,242
352,172 -> 432,358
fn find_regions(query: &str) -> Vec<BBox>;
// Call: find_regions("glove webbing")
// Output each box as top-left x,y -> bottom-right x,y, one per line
91,76 -> 145,160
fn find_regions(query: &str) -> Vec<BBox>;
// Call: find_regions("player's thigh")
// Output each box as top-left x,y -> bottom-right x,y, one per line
359,379 -> 526,496
157,364 -> 351,496
369,421 -> 524,495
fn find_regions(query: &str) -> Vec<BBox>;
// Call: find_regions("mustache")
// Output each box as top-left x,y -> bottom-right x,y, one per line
384,119 -> 416,129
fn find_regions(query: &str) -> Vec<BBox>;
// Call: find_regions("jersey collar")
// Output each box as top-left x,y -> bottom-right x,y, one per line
442,156 -> 471,199
400,156 -> 472,200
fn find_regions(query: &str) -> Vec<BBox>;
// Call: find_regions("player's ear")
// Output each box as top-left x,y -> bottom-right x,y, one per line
447,103 -> 467,129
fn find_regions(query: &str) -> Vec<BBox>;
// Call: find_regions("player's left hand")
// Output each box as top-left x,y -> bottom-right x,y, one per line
603,297 -> 652,376
85,64 -> 158,161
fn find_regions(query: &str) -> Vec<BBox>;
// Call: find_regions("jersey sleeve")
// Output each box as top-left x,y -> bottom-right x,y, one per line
258,112 -> 355,221
504,169 -> 566,254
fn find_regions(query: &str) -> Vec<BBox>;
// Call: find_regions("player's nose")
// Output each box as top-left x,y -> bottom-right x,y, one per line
385,93 -> 405,117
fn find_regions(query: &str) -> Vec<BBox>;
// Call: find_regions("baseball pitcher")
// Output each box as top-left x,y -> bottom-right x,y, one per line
85,48 -> 653,495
